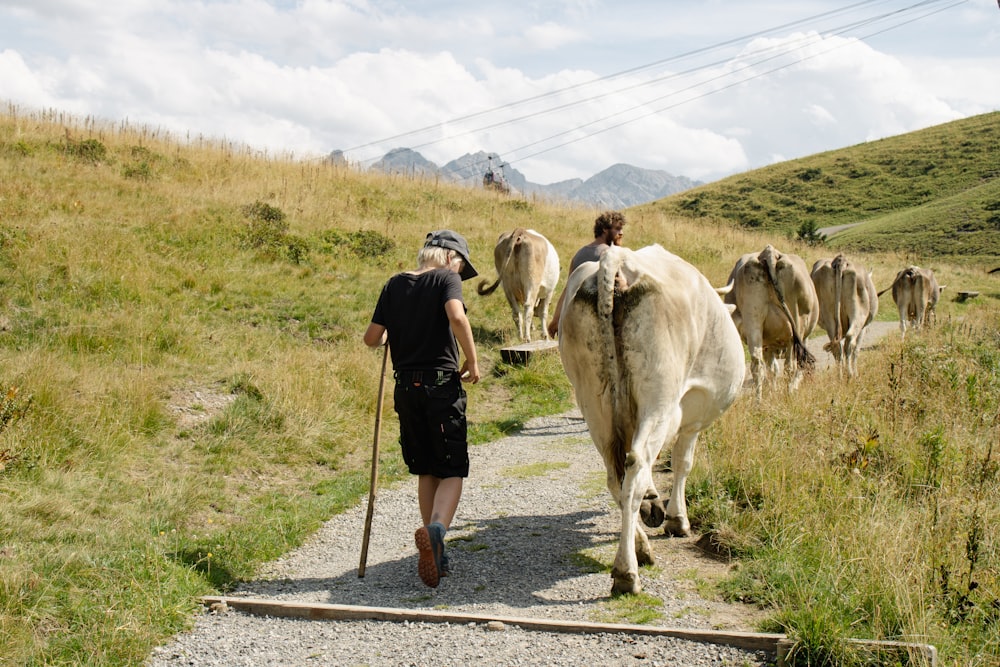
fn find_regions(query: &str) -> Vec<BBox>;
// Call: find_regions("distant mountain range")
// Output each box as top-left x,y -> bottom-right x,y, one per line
329,148 -> 702,209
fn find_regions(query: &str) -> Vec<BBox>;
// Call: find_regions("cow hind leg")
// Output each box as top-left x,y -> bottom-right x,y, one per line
784,343 -> 804,393
534,296 -> 552,341
663,429 -> 699,537
843,333 -> 859,378
521,303 -> 533,341
748,344 -> 766,399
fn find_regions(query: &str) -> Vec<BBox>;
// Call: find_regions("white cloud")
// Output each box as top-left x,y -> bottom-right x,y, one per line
0,1 -> 998,184
521,22 -> 585,51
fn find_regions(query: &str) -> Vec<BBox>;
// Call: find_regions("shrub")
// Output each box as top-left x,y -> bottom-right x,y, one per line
239,201 -> 289,250
64,137 -> 107,162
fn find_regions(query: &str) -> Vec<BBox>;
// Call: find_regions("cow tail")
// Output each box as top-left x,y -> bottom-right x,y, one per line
598,248 -> 628,483
831,254 -> 844,345
761,246 -> 815,369
476,278 -> 501,295
476,229 -> 523,296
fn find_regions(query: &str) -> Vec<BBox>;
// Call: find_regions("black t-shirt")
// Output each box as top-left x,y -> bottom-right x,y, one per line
371,268 -> 464,372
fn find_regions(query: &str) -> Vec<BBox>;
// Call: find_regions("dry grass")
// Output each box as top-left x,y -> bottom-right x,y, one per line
0,104 -> 997,665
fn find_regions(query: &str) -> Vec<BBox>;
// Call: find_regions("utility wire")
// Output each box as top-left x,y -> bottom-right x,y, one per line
505,0 -> 965,167
370,6 -> 904,162
349,0 -> 964,173
342,0 -> 904,154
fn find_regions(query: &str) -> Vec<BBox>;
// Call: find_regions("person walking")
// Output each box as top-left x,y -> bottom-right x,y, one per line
546,211 -> 626,338
363,230 -> 481,588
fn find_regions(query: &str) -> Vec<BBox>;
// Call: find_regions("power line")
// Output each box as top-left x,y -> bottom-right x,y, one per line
504,0 -> 966,168
343,0 -> 893,154
348,0 -> 965,174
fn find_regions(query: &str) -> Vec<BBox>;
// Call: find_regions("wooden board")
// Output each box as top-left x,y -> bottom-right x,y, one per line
200,596 -> 938,665
500,340 -> 559,365
201,596 -> 784,653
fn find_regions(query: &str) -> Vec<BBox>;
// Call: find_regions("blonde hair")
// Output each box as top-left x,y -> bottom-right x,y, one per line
417,246 -> 464,274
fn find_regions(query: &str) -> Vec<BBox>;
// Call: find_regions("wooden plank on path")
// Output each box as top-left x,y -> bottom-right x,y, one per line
500,340 -> 559,365
201,596 -> 785,653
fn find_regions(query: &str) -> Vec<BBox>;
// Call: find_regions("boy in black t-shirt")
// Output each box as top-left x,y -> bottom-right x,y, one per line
364,230 -> 481,588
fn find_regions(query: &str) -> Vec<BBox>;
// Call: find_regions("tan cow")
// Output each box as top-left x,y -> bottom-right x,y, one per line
724,245 -> 818,398
888,266 -> 942,338
558,244 -> 745,595
810,254 -> 879,378
477,228 -> 560,342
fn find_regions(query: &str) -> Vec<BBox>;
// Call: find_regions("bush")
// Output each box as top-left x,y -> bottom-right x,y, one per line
239,201 -> 289,250
64,138 -> 107,163
318,229 -> 395,259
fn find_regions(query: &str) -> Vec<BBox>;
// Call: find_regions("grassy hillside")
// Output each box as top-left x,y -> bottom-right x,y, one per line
642,111 -> 1000,262
0,104 -> 997,666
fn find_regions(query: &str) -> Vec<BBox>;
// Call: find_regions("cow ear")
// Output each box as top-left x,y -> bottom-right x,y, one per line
725,303 -> 737,316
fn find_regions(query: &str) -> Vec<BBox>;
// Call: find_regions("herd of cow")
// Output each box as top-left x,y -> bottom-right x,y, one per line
475,227 -> 944,595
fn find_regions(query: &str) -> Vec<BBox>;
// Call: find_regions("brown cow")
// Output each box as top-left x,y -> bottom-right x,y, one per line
477,228 -> 560,342
810,254 -> 879,378
888,266 -> 942,338
724,245 -> 818,398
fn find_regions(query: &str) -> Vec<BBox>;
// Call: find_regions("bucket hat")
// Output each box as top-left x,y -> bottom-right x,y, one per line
424,230 -> 478,281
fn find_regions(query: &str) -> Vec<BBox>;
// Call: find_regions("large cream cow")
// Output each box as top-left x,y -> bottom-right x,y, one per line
477,228 -> 560,342
558,244 -> 745,595
724,245 -> 818,398
887,265 -> 942,338
810,254 -> 879,378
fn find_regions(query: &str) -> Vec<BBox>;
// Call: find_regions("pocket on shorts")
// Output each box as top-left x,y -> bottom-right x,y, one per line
428,384 -> 468,468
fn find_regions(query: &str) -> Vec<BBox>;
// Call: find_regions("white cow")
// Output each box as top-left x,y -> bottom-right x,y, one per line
477,228 -> 560,342
888,266 -> 942,338
724,245 -> 819,398
558,244 -> 745,595
810,254 -> 879,378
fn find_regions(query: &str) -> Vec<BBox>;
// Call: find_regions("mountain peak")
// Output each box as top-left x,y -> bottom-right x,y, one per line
364,148 -> 700,207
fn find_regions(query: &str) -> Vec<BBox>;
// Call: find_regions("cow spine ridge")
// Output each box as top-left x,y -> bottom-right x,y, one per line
598,247 -> 629,483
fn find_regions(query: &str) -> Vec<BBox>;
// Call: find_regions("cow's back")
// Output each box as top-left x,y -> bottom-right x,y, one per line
811,255 -> 877,338
726,247 -> 817,348
560,245 -> 744,471
892,266 -> 933,319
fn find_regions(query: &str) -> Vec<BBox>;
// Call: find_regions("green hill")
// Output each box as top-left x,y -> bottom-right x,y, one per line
641,111 -> 1000,261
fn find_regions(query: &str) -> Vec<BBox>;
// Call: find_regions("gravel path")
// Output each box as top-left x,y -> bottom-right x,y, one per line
147,409 -> 778,667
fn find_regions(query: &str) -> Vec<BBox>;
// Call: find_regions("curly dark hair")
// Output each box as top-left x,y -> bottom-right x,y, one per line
593,210 -> 625,238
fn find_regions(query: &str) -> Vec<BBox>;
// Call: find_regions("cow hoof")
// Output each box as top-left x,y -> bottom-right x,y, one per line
663,517 -> 691,537
639,498 -> 666,528
636,543 -> 654,567
611,569 -> 641,596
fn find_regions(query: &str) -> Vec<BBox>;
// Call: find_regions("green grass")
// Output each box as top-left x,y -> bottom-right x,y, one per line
0,104 -> 998,666
643,111 -> 1000,262
595,591 -> 664,625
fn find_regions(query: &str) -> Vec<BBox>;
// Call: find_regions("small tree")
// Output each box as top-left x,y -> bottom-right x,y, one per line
796,220 -> 826,246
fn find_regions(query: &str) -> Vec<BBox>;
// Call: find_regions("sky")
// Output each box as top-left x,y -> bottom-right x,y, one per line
2,0 -> 999,185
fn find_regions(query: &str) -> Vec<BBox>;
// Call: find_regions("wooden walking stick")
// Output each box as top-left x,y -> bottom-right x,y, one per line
358,342 -> 389,578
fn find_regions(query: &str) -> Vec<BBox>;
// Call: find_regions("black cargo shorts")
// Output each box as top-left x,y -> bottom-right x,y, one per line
392,370 -> 469,478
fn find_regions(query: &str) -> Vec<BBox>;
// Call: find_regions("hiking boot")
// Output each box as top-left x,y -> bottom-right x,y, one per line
414,523 -> 446,588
